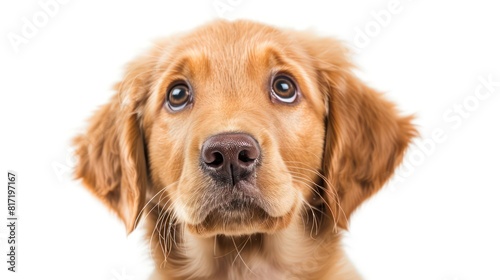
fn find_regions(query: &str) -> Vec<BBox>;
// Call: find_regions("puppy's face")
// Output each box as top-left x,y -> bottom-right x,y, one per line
74,20 -> 416,238
144,23 -> 326,236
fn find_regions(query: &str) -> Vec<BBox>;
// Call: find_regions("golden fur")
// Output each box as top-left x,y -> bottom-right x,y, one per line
73,20 -> 416,279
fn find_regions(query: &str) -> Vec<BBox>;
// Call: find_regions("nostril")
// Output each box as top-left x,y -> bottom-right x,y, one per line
238,150 -> 255,163
207,151 -> 224,167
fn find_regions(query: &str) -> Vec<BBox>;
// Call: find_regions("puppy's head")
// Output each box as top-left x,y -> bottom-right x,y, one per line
74,21 -> 416,237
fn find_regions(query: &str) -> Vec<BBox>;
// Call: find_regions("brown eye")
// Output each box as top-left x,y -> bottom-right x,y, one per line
166,83 -> 191,111
271,75 -> 298,103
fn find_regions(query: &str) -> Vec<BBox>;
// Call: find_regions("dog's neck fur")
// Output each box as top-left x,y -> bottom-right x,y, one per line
145,204 -> 359,280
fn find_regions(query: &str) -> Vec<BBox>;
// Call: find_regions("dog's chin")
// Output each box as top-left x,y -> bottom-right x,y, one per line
186,199 -> 296,237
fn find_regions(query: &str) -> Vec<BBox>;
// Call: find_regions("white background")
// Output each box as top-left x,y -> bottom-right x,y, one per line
1,0 -> 500,279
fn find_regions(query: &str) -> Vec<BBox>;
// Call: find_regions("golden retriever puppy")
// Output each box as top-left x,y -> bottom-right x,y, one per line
73,20 -> 416,280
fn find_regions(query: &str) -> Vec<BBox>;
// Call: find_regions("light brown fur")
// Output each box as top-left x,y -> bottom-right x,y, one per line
74,20 -> 416,279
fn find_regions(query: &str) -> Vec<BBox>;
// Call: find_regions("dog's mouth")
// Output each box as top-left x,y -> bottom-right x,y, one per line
195,180 -> 267,219
186,190 -> 292,236
200,192 -> 267,222
217,197 -> 259,212
207,197 -> 268,222
188,205 -> 269,236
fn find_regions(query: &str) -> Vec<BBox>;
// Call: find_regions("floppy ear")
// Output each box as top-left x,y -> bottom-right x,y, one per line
73,56 -> 153,233
299,35 -> 417,229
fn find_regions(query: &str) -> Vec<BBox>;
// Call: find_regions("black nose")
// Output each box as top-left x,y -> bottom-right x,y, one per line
200,133 -> 260,185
